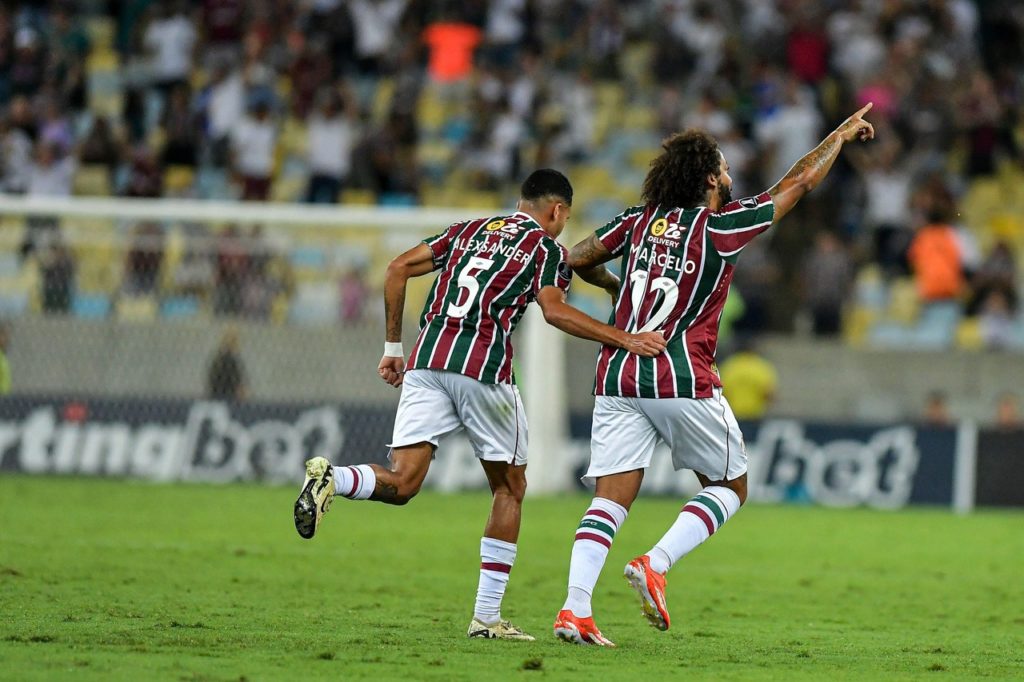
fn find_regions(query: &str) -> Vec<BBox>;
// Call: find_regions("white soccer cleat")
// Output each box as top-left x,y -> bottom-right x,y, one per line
467,618 -> 536,641
294,457 -> 334,540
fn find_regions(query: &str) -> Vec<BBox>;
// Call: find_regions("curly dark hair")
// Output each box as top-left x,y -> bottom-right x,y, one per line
641,130 -> 721,209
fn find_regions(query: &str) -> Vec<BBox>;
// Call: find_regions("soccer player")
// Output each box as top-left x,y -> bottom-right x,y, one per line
553,104 -> 875,646
293,169 -> 666,641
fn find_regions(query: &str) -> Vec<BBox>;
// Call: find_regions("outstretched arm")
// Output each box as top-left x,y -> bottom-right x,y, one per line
536,287 -> 666,357
569,234 -> 621,303
379,243 -> 436,387
768,102 -> 875,223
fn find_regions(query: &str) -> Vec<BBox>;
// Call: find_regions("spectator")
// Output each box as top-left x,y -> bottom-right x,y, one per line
0,322 -> 10,395
27,141 -> 75,198
422,11 -> 482,84
848,135 -> 916,275
305,90 -> 357,204
206,327 -> 246,401
122,146 -> 163,198
800,230 -> 854,337
906,189 -> 965,304
213,224 -> 248,316
10,26 -> 45,96
39,237 -> 75,315
122,223 -> 165,296
347,0 -> 408,75
719,337 -> 778,420
21,142 -> 74,261
79,116 -> 123,179
160,84 -> 199,167
968,240 -> 1016,316
977,288 -> 1017,351
0,107 -> 34,194
48,4 -> 90,111
144,1 -> 198,97
338,267 -> 368,324
923,390 -> 952,427
754,76 -> 822,189
231,98 -> 276,201
202,0 -> 245,66
995,393 -> 1022,430
200,58 -> 244,167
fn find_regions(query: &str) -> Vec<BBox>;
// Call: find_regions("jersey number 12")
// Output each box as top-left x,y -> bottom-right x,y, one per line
629,270 -> 679,333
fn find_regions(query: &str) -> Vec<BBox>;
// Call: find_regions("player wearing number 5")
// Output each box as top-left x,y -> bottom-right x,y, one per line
293,169 -> 666,641
553,105 -> 876,645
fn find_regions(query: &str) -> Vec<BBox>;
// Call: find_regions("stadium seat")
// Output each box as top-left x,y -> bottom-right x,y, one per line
72,293 -> 111,320
379,193 -> 418,207
340,189 -> 377,206
164,165 -> 196,195
116,295 -> 158,322
288,282 -> 339,326
73,165 -> 112,197
290,245 -> 328,271
160,296 -> 201,319
955,317 -> 984,351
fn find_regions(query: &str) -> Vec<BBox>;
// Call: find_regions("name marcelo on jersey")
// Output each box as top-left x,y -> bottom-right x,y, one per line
635,245 -> 694,273
454,236 -> 534,264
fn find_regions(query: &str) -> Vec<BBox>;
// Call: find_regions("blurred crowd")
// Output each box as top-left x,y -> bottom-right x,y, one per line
0,0 -> 1023,345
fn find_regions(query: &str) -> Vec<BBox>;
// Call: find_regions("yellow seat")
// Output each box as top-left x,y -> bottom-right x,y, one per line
955,318 -> 984,351
116,295 -> 158,322
73,165 -> 112,197
340,189 -> 377,206
164,165 -> 196,194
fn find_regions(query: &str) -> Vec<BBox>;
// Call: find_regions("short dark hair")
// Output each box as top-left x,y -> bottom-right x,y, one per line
520,168 -> 573,206
641,130 -> 721,209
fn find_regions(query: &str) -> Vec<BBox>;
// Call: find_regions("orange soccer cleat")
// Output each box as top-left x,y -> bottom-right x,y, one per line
624,555 -> 670,631
553,609 -> 615,647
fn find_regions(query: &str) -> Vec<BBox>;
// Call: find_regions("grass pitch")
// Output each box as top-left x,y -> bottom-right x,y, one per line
1,476 -> 1022,681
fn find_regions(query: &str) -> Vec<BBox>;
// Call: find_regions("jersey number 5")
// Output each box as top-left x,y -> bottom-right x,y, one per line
447,256 -> 494,318
629,270 -> 679,333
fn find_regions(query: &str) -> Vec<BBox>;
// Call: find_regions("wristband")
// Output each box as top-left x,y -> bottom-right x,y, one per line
384,342 -> 404,357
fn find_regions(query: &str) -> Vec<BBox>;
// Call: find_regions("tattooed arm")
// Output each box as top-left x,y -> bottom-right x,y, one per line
378,243 -> 436,387
568,234 -> 621,303
768,102 -> 875,223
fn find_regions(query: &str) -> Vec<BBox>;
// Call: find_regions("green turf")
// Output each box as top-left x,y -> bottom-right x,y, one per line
1,476 -> 1022,681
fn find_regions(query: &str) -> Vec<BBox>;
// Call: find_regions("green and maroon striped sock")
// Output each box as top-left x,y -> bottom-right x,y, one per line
647,486 -> 741,574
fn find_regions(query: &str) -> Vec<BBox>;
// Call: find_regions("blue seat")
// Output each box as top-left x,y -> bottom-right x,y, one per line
379,192 -> 418,207
72,293 -> 111,319
160,296 -> 200,319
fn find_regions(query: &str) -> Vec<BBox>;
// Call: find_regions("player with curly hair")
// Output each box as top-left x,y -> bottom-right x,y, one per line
552,105 -> 876,646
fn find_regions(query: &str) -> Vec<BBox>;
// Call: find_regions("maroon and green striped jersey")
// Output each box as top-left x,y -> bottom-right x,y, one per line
408,212 -> 572,384
593,192 -> 775,399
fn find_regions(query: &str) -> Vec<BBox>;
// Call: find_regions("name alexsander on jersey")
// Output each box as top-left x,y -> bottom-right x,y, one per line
594,192 -> 774,399
409,212 -> 572,384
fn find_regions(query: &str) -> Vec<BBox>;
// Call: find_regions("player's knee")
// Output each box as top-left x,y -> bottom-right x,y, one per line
731,478 -> 748,506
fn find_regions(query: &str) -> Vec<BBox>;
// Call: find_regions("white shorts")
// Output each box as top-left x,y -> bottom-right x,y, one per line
584,388 -> 747,485
388,369 -> 528,465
